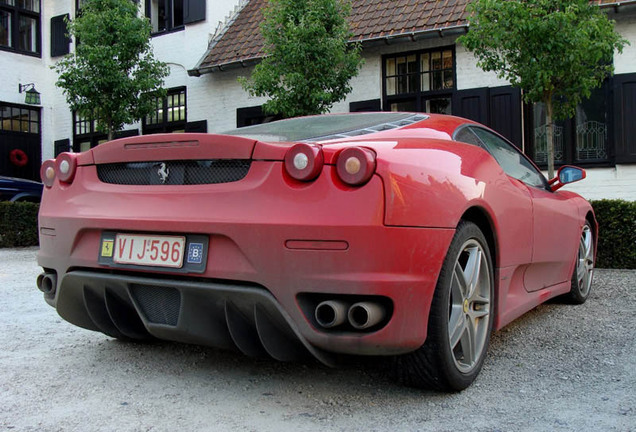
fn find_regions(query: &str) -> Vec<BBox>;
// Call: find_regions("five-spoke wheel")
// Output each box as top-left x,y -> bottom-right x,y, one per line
566,221 -> 595,304
448,239 -> 492,374
394,221 -> 494,391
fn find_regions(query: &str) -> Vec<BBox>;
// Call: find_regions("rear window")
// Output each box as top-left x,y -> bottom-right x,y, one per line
222,113 -> 427,142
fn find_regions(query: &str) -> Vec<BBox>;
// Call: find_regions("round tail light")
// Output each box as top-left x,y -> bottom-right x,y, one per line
55,152 -> 78,183
40,160 -> 56,188
336,147 -> 376,186
284,143 -> 324,181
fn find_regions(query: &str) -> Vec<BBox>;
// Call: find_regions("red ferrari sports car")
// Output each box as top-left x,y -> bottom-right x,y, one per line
37,113 -> 595,391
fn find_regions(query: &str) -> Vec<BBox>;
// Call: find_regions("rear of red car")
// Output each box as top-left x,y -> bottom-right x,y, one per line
37,130 -> 455,363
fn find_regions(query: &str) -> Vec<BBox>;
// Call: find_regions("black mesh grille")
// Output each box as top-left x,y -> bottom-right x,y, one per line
97,160 -> 252,185
131,285 -> 181,326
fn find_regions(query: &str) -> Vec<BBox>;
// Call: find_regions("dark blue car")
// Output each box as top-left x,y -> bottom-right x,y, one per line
0,176 -> 43,202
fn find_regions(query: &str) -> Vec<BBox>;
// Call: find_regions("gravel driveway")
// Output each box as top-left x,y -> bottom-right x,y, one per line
1,247 -> 634,432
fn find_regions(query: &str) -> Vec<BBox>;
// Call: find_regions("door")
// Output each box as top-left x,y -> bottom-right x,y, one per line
524,187 -> 581,291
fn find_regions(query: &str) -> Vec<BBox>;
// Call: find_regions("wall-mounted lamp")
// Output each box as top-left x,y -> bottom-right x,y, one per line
18,83 -> 41,105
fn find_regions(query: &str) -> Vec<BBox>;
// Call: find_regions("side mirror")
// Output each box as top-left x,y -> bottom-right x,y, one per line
548,166 -> 586,192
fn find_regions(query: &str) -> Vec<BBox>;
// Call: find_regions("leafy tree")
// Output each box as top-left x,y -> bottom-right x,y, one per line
459,0 -> 627,178
54,0 -> 168,141
240,0 -> 363,118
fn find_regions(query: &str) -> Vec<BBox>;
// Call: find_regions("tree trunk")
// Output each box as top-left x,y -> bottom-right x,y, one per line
545,97 -> 555,180
107,126 -> 114,142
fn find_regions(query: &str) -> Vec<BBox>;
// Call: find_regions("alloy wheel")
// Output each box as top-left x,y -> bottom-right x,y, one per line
447,239 -> 492,374
576,224 -> 594,298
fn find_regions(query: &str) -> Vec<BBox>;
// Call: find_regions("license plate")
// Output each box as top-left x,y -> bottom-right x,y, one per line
113,234 -> 186,268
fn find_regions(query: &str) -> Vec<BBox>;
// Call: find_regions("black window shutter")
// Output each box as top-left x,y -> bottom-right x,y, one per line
114,129 -> 139,139
349,99 -> 381,112
51,14 -> 70,57
184,0 -> 206,25
185,120 -> 208,133
613,73 -> 636,164
488,86 -> 522,148
54,139 -> 70,156
451,88 -> 489,125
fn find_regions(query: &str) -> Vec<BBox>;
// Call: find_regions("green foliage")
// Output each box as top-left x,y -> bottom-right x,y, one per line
459,0 -> 628,177
239,0 -> 363,118
460,0 -> 626,119
590,200 -> 636,269
0,202 -> 39,248
53,0 -> 169,140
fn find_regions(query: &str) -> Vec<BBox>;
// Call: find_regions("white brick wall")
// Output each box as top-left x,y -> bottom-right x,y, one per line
557,165 -> 636,201
613,12 -> 636,74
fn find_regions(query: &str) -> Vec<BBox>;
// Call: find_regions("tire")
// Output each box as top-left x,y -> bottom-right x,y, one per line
393,221 -> 494,391
564,221 -> 595,304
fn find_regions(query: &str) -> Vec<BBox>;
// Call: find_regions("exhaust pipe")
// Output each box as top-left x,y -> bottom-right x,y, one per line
348,302 -> 386,330
315,300 -> 349,329
37,272 -> 57,296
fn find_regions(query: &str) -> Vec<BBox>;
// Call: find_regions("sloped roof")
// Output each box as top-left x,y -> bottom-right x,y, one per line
189,0 -> 636,76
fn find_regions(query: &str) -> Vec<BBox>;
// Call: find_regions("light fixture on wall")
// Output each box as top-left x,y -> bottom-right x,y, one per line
18,83 -> 41,105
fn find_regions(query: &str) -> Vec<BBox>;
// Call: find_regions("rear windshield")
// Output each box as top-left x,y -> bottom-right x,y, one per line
222,113 -> 427,142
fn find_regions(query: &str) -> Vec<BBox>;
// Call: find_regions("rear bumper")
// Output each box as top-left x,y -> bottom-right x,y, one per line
38,162 -> 454,358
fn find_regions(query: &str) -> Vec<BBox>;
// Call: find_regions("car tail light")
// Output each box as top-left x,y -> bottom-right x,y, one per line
284,143 -> 324,181
336,147 -> 376,186
40,159 -> 56,188
55,152 -> 78,183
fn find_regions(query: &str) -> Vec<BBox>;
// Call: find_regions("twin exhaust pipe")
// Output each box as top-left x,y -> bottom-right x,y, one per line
314,300 -> 386,330
36,272 -> 57,296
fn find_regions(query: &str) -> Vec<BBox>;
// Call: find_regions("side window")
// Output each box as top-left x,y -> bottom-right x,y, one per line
470,127 -> 547,189
454,126 -> 486,149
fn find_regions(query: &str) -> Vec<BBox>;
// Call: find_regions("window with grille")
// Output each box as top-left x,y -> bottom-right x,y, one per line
531,83 -> 610,167
143,87 -> 187,134
383,47 -> 455,115
0,103 -> 39,133
0,0 -> 40,55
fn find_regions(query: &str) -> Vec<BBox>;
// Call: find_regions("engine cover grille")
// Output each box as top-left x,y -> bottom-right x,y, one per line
131,284 -> 181,326
97,160 -> 251,185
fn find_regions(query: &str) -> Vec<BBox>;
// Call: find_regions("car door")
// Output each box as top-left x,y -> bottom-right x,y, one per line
469,127 -> 579,292
454,127 -> 534,268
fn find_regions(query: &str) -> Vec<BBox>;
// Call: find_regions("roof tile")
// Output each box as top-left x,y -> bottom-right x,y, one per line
196,0 -> 472,71
193,0 -> 635,72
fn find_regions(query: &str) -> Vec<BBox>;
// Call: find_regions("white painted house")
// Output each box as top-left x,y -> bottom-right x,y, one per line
1,0 -> 635,201
0,0 -> 241,180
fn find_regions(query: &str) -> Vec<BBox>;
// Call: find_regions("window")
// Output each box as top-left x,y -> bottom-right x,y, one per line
0,0 -> 40,55
529,83 -> 611,167
73,112 -> 139,151
73,112 -> 107,152
146,0 -> 205,35
143,87 -> 187,133
0,103 -> 39,133
383,47 -> 455,114
455,126 -> 547,189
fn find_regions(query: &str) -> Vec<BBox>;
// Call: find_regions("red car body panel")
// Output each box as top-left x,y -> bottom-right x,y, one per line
37,113 -> 596,361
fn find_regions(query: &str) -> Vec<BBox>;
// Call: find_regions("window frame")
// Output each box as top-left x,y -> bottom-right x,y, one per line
0,101 -> 40,134
72,111 -> 107,152
0,0 -> 41,57
146,0 -> 185,35
72,111 -> 139,152
525,80 -> 614,169
382,46 -> 456,114
142,86 -> 187,134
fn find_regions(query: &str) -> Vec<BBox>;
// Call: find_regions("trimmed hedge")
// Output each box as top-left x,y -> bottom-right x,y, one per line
0,202 -> 39,248
590,199 -> 636,270
0,200 -> 634,269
